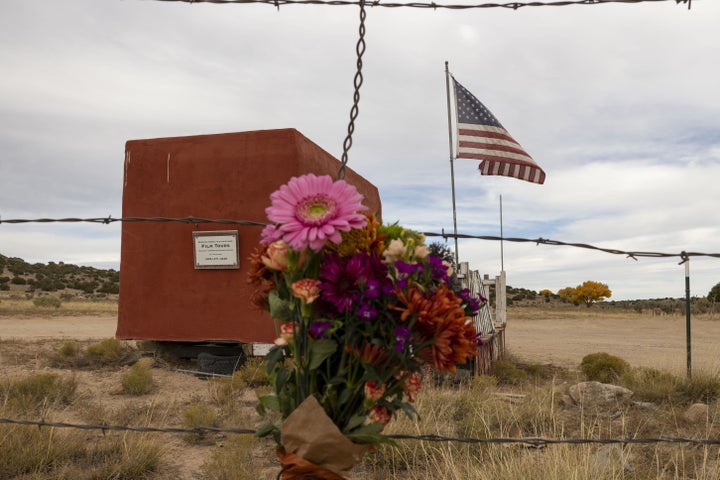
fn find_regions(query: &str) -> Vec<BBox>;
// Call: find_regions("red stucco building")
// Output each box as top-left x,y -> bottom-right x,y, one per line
117,129 -> 381,347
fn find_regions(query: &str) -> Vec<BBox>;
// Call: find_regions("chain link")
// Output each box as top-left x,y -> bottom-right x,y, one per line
338,0 -> 367,180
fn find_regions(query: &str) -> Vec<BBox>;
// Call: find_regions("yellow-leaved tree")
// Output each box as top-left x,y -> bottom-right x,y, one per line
557,281 -> 611,307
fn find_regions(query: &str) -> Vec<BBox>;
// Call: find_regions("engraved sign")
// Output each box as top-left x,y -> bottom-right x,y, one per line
193,230 -> 239,269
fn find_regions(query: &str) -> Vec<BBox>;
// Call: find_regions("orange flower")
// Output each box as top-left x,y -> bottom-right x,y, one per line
394,284 -> 478,372
420,317 -> 478,372
247,244 -> 276,310
291,278 -> 321,304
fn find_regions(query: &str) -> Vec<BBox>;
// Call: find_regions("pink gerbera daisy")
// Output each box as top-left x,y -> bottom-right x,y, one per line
261,174 -> 368,252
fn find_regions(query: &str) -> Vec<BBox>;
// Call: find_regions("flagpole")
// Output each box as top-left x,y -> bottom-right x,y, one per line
445,61 -> 460,266
500,194 -> 504,271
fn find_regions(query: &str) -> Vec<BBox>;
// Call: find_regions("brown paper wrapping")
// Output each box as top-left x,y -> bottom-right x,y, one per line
279,396 -> 370,480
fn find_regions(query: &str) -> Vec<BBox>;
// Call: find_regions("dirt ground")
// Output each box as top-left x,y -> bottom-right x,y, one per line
2,312 -> 719,375
505,314 -> 720,375
2,311 -> 720,479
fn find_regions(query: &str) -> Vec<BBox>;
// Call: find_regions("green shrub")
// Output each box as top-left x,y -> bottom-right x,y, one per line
580,352 -> 630,383
121,359 -> 155,395
492,359 -> 527,385
86,338 -> 126,365
32,295 -> 62,308
59,341 -> 81,357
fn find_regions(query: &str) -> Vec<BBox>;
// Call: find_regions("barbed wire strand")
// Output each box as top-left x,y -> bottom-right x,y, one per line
1,417 -> 717,446
1,215 -> 718,260
149,0 -> 692,11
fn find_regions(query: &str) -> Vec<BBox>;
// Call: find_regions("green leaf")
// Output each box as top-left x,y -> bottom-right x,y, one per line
268,291 -> 293,321
309,339 -> 337,370
273,367 -> 288,392
255,422 -> 278,438
264,345 -> 286,373
338,387 -> 353,406
344,413 -> 367,432
258,394 -> 280,413
345,423 -> 396,446
400,402 -> 419,421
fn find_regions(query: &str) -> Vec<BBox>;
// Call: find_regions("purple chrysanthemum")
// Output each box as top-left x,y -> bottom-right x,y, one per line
261,174 -> 368,252
318,253 -> 391,316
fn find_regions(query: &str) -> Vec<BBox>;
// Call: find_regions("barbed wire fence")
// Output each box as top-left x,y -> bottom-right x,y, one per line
2,215 -> 719,261
151,0 -> 692,11
1,417 -> 719,447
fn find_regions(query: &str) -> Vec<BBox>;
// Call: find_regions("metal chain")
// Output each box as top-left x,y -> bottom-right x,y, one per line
338,0 -> 367,180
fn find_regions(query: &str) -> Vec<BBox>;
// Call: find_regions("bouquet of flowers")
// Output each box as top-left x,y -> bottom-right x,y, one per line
248,173 -> 484,479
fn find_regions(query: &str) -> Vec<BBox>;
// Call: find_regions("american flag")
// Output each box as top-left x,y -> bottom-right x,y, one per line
454,78 -> 545,185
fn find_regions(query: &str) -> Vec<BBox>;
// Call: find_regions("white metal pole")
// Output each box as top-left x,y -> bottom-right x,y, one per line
445,61 -> 460,266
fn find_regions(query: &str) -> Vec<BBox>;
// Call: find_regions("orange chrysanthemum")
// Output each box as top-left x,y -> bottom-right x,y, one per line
420,316 -> 477,372
247,244 -> 276,310
393,284 -> 478,372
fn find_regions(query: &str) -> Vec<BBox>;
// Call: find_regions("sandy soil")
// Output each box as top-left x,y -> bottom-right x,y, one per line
506,315 -> 720,375
0,314 -> 118,339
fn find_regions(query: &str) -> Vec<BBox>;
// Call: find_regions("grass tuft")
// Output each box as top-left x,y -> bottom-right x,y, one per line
85,337 -> 127,365
121,358 -> 156,395
1,372 -> 77,413
183,402 -> 219,443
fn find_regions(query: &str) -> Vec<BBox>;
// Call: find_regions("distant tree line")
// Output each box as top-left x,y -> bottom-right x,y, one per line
0,254 -> 119,295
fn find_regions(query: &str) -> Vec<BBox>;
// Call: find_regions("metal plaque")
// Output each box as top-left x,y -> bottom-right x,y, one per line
193,230 -> 240,269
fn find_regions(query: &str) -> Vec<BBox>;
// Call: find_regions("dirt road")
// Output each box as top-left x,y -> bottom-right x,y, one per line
2,312 -> 719,375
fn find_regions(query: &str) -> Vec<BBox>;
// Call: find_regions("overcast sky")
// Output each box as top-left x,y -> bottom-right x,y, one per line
1,0 -> 718,301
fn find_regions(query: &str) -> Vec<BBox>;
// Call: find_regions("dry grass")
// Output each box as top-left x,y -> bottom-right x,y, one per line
2,333 -> 720,479
511,304 -> 720,323
0,297 -> 118,316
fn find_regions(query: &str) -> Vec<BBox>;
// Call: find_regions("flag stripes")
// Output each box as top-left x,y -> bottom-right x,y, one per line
453,78 -> 545,185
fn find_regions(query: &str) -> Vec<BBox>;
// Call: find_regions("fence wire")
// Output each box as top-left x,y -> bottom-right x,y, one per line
1,417 -> 718,447
1,215 -> 718,262
149,0 -> 692,11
